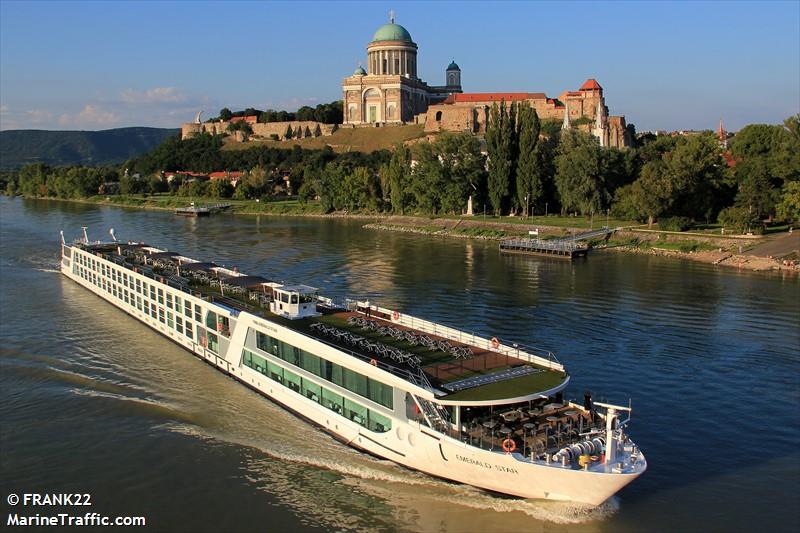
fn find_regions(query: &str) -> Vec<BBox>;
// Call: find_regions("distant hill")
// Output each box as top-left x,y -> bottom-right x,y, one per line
0,127 -> 179,169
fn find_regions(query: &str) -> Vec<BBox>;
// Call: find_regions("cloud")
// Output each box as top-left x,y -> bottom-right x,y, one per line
120,87 -> 187,104
58,105 -> 120,128
26,109 -> 54,124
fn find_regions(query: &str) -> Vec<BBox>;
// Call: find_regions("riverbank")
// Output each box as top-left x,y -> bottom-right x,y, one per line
11,194 -> 798,273
363,218 -> 799,273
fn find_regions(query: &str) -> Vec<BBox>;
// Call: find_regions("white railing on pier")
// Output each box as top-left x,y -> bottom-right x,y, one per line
356,301 -> 564,372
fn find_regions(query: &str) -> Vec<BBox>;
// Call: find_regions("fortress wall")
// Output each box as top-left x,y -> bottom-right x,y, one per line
182,121 -> 337,140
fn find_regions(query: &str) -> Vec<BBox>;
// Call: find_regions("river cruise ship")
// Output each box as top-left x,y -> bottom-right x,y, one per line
59,229 -> 646,506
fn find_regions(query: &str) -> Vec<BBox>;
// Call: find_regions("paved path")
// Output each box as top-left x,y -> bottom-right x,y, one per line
745,231 -> 800,257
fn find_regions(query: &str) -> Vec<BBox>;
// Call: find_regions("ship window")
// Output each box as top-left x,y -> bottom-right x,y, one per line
344,368 -> 368,398
150,286 -> 156,301
268,360 -> 283,382
368,380 -> 393,409
185,322 -> 192,339
166,294 -> 173,309
176,316 -> 183,334
344,399 -> 368,427
158,307 -> 165,323
184,303 -> 192,318
290,294 -> 298,305
368,410 -> 391,433
300,350 -> 322,375
174,297 -> 182,314
322,389 -> 343,414
284,369 -> 301,393
256,331 -> 272,353
167,311 -> 174,328
205,310 -> 217,330
331,364 -> 344,387
194,304 -> 201,323
136,296 -> 142,311
150,303 -> 157,318
207,332 -> 218,354
302,379 -> 322,404
157,289 -> 164,305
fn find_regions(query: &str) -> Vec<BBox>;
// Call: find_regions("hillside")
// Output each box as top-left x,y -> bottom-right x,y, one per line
0,127 -> 179,169
221,124 -> 427,153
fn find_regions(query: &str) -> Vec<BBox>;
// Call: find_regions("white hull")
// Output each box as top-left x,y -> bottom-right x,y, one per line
61,243 -> 645,506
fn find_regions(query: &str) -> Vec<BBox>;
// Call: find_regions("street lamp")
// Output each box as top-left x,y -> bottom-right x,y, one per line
525,194 -> 529,218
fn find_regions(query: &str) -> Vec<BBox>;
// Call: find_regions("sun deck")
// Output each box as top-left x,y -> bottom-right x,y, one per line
81,242 -> 568,403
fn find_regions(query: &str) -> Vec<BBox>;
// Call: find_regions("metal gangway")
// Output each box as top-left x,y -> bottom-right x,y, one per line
499,227 -> 619,259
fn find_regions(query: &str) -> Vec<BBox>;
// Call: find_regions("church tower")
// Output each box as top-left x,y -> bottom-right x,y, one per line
562,102 -> 571,130
446,60 -> 462,92
592,99 -> 608,147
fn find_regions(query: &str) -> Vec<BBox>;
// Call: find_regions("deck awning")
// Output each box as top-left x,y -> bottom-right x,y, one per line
148,251 -> 179,260
221,275 -> 270,289
181,262 -> 218,272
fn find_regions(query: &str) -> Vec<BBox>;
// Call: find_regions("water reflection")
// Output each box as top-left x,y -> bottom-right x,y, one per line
1,197 -> 798,532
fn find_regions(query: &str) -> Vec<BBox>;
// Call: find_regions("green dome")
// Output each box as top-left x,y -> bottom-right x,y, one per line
372,23 -> 413,43
354,65 -> 366,76
447,61 -> 460,71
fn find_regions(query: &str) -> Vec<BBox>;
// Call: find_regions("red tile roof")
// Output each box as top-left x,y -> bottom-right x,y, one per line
579,79 -> 602,91
448,92 -> 549,104
209,171 -> 245,179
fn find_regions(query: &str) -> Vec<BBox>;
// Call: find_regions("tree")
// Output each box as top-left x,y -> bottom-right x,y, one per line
284,125 -> 294,140
620,159 -> 674,227
718,206 -> 761,234
515,104 -> 541,216
435,134 -> 486,214
730,122 -> 800,220
776,180 -> 800,223
219,108 -> 233,121
381,144 -> 412,214
207,178 -> 233,198
554,130 -> 607,215
667,133 -> 726,221
485,101 -> 513,214
409,141 -> 444,214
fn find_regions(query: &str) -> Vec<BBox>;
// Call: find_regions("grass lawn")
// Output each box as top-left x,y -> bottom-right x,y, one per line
222,124 -> 426,153
440,370 -> 568,402
440,213 -> 637,229
87,194 -> 325,215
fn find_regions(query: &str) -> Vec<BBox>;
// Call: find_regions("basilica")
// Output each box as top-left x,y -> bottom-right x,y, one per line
342,16 -> 631,148
341,15 -> 462,125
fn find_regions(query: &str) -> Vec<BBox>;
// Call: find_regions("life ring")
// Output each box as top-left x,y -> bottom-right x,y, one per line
369,359 -> 378,366
491,337 -> 500,349
502,438 -> 517,453
392,311 -> 399,320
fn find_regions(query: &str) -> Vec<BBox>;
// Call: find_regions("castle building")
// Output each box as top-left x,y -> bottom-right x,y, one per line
341,15 -> 462,126
341,17 -> 631,148
424,79 -> 632,149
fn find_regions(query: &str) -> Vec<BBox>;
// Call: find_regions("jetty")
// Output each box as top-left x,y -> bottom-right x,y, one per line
175,203 -> 232,217
500,227 -> 618,260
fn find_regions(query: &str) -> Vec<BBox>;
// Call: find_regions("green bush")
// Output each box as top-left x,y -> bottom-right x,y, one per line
718,206 -> 763,234
658,216 -> 693,231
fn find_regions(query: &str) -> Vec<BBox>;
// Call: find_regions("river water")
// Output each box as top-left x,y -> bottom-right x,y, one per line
1,196 -> 798,532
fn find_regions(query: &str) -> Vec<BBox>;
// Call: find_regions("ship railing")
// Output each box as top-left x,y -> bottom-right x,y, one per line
100,251 -> 245,318
353,302 -> 563,371
308,336 -> 434,392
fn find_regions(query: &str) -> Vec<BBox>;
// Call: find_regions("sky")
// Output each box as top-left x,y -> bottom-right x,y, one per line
1,0 -> 798,132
